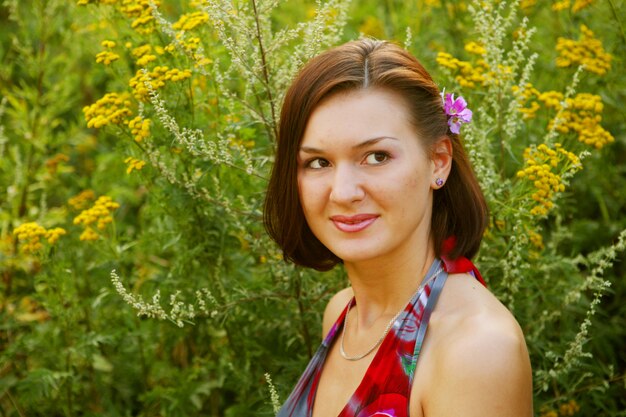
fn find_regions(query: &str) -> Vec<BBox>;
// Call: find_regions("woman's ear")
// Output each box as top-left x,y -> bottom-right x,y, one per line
431,137 -> 453,189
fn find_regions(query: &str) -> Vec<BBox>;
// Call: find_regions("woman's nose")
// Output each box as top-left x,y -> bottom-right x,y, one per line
329,165 -> 366,204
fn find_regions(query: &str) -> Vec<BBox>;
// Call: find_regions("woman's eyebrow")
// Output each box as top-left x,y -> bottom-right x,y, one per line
299,136 -> 398,154
353,136 -> 398,149
299,145 -> 324,154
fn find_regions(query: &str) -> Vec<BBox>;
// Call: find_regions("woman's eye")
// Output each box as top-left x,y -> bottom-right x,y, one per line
365,151 -> 390,165
307,158 -> 330,169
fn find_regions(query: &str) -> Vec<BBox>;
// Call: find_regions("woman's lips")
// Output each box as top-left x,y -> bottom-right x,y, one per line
330,214 -> 379,233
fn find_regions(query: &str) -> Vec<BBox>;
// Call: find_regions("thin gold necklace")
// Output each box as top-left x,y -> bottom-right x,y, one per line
339,267 -> 443,361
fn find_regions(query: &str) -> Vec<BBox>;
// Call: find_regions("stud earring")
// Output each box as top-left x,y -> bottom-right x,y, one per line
435,178 -> 445,187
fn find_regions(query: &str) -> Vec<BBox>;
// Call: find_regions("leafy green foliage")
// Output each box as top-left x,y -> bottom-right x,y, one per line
1,0 -> 624,416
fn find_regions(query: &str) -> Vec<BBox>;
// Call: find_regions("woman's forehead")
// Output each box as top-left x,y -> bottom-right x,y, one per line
301,88 -> 415,147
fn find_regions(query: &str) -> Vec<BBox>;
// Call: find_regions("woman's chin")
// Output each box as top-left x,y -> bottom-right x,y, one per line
326,245 -> 387,266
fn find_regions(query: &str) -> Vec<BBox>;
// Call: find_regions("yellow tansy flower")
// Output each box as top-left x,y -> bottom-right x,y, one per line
119,0 -> 160,34
464,41 -> 486,56
556,25 -> 612,75
436,51 -> 489,89
68,190 -> 96,210
520,0 -> 537,9
124,156 -> 147,174
136,54 -> 156,67
172,11 -> 210,31
96,50 -> 120,65
549,93 -> 614,149
83,93 -> 133,128
528,230 -> 544,250
516,144 -> 580,216
551,0 -> 571,11
559,399 -> 581,416
127,116 -> 151,142
74,196 -> 120,240
129,66 -> 192,101
13,222 -> 66,253
80,227 -> 100,241
45,153 -> 70,175
514,85 -> 613,149
572,0 -> 594,12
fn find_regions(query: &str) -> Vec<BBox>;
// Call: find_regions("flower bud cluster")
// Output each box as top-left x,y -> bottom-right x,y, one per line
136,52 -> 157,67
77,0 -> 117,5
513,85 -> 562,120
130,42 -> 166,66
13,222 -> 66,253
73,196 -> 120,241
551,0 -> 595,12
559,400 -> 581,416
68,190 -> 96,211
556,25 -> 612,75
552,94 -> 614,149
124,156 -> 147,174
436,51 -> 488,89
551,0 -> 571,11
172,11 -> 210,31
520,0 -> 537,9
539,399 -> 581,417
128,116 -> 151,142
571,0 -> 594,12
132,44 -> 153,58
436,41 -> 514,89
527,230 -> 544,250
96,40 -> 120,65
127,42 -> 165,67
464,41 -> 486,55
513,85 -> 613,149
189,0 -> 209,7
78,0 -> 161,34
120,0 -> 160,34
516,144 -> 581,216
83,93 -> 133,129
129,67 -> 192,101
45,153 -> 70,175
165,35 -> 202,54
512,85 -> 541,120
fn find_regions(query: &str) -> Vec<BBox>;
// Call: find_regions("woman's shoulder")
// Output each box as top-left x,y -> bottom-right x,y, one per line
436,271 -> 520,328
321,287 -> 353,338
420,272 -> 533,416
433,272 -> 529,366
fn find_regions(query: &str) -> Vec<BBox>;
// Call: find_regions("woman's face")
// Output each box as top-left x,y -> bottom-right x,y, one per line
297,88 -> 449,265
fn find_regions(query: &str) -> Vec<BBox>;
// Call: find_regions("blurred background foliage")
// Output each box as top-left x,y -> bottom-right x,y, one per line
0,0 -> 625,416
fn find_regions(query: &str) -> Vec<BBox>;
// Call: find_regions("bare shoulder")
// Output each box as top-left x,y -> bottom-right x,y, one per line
322,287 -> 354,338
424,273 -> 533,417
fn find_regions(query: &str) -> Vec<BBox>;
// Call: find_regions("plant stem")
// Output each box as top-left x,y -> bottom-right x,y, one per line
134,316 -> 149,390
3,257 -> 14,298
5,390 -> 26,417
606,0 -> 626,49
294,272 -> 313,359
251,0 -> 279,142
66,350 -> 74,417
17,144 -> 35,219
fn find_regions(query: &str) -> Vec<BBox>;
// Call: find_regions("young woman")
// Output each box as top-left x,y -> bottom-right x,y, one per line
264,39 -> 533,417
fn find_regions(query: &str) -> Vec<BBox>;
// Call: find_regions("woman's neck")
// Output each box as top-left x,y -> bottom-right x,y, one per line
343,241 -> 437,330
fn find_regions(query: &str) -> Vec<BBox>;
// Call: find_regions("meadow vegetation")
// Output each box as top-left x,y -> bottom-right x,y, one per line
1,0 -> 625,415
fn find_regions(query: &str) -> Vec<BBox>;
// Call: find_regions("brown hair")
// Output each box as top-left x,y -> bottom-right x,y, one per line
264,39 -> 488,271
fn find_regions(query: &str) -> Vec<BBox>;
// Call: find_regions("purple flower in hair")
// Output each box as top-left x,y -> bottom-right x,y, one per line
442,92 -> 473,134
